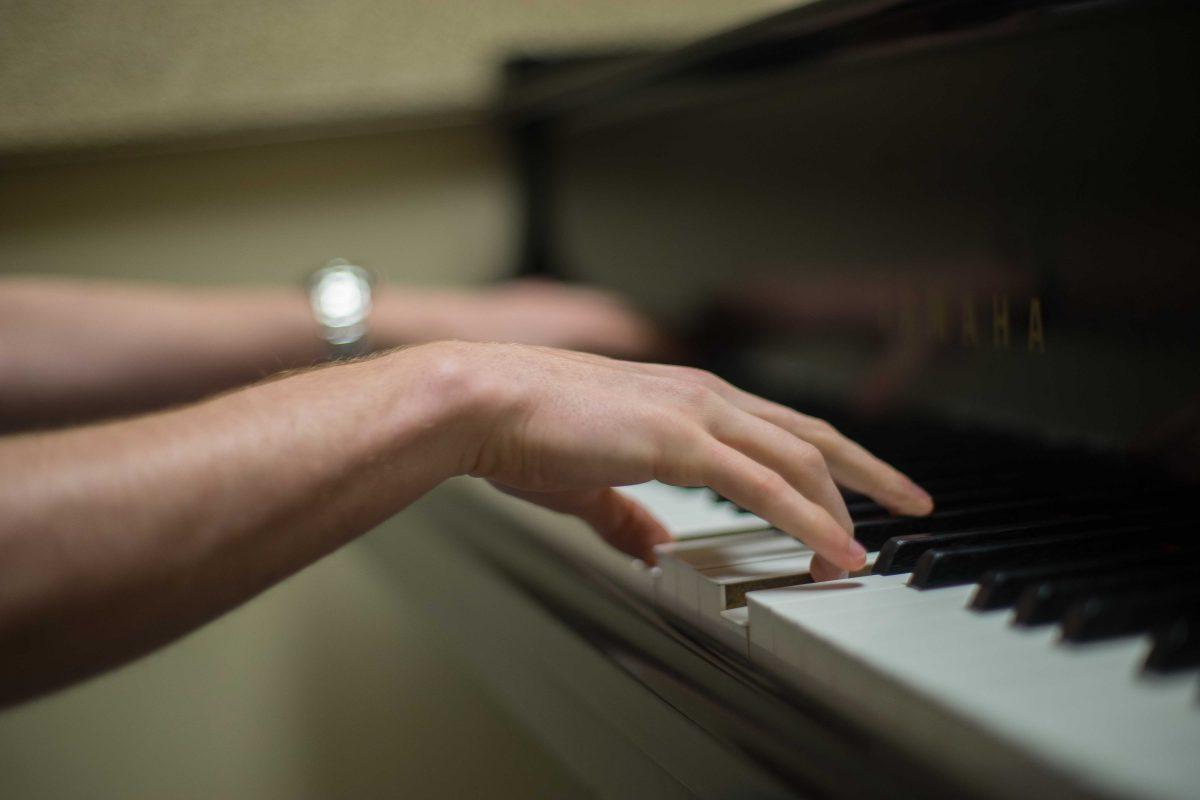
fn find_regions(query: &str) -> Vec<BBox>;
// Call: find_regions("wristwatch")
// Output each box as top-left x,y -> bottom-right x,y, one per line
306,259 -> 376,360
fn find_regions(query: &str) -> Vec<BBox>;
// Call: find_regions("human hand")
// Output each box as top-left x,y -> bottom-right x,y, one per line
436,342 -> 933,578
375,279 -> 671,360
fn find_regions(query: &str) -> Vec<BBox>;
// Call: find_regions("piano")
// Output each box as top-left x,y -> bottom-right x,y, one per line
365,1 -> 1200,798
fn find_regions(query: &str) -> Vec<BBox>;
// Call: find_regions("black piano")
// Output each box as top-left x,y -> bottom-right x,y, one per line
366,1 -> 1200,797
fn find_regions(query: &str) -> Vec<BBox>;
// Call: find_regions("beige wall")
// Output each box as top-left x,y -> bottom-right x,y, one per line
0,0 -> 790,154
0,523 -> 584,799
0,125 -> 516,287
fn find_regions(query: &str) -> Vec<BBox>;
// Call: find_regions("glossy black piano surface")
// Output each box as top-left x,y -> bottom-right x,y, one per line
504,0 -> 1200,461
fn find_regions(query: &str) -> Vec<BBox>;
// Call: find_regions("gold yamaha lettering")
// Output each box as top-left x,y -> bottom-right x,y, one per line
992,295 -> 1010,349
1028,297 -> 1045,353
961,297 -> 979,347
879,293 -> 1045,352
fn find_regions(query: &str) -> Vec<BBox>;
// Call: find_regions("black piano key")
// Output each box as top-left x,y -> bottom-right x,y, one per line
1143,613 -> 1200,675
846,497 -> 886,516
970,549 -> 1197,611
705,490 -> 750,514
927,485 -> 1058,508
908,465 -> 1141,497
897,448 -> 1076,478
1061,586 -> 1200,643
1013,559 -> 1200,626
908,528 -> 1194,590
873,517 -> 1111,575
854,483 -> 1186,552
931,480 -> 1170,513
854,499 -> 1076,551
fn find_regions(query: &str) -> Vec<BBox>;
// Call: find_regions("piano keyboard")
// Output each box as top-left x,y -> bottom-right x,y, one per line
600,424 -> 1200,800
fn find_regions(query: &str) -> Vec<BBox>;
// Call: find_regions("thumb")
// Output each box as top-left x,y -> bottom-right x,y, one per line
493,485 -> 674,564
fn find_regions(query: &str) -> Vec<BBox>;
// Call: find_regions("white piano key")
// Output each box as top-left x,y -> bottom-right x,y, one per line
715,607 -> 751,656
655,530 -> 806,620
693,552 -> 815,628
746,571 -> 908,665
655,528 -> 803,570
619,481 -> 768,539
625,559 -> 660,603
771,584 -> 976,684
768,579 -> 1200,800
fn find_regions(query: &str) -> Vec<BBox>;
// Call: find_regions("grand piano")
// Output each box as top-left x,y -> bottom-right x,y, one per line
365,1 -> 1200,797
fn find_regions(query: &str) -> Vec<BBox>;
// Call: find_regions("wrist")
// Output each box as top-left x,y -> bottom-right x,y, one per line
390,341 -> 524,478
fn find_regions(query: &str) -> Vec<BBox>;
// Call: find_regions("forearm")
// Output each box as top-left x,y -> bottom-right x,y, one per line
0,274 -> 669,430
0,276 -> 327,428
0,344 -> 479,706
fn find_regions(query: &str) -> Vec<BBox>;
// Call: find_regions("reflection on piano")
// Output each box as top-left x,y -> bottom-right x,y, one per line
369,1 -> 1200,798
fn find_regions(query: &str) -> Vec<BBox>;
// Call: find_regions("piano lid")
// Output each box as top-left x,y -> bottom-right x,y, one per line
502,0 -> 1200,458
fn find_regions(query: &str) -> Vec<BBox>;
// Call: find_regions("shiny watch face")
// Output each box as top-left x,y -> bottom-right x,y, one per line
311,268 -> 371,329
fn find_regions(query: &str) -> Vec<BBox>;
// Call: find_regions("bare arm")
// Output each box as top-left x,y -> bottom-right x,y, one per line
0,347 -> 476,704
0,277 -> 326,427
0,341 -> 930,707
0,275 -> 665,429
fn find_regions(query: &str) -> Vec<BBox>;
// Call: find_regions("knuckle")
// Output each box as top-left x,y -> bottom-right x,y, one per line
672,379 -> 718,412
666,364 -> 727,392
654,444 -> 706,487
647,418 -> 705,476
808,417 -> 840,438
790,412 -> 838,441
745,469 -> 786,504
794,441 -> 830,475
643,410 -> 680,449
685,366 -> 725,389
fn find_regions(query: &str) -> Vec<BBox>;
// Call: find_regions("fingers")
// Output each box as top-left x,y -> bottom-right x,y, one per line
632,362 -> 932,517
819,433 -> 933,516
496,486 -> 673,564
568,488 -> 675,563
691,440 -> 867,572
708,408 -> 854,535
809,554 -> 849,583
761,407 -> 933,516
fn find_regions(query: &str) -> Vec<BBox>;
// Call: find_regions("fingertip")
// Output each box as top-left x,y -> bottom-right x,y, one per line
843,537 -> 868,571
886,479 -> 934,517
787,504 -> 865,573
809,554 -> 849,583
809,528 -> 867,573
913,491 -> 935,516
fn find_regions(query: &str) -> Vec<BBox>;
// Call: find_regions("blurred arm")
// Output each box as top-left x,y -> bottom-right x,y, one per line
0,276 -> 326,427
0,275 -> 666,429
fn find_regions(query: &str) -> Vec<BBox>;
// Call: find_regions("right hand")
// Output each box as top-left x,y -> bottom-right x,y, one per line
436,342 -> 932,578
